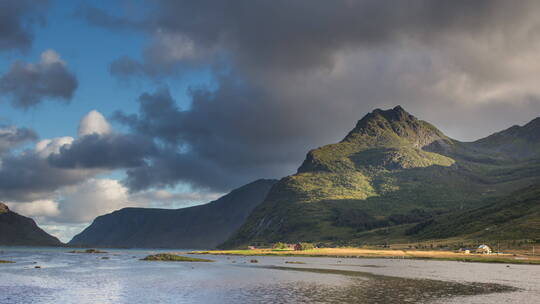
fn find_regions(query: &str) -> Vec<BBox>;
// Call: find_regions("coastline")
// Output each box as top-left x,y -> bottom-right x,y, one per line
190,248 -> 540,265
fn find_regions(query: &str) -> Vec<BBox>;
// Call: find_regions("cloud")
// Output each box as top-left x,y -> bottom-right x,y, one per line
114,87 -> 315,191
0,150 -> 98,202
35,136 -> 74,158
0,0 -> 49,52
0,110 -> 226,241
54,178 -> 135,223
0,124 -> 37,154
6,178 -> 223,242
48,133 -> 156,169
7,177 -> 219,224
78,110 -> 112,137
0,131 -> 100,202
0,119 -> 97,203
47,110 -> 156,169
0,50 -> 78,109
6,200 -> 60,218
129,189 -> 222,208
75,0 -> 540,193
82,1 -> 539,74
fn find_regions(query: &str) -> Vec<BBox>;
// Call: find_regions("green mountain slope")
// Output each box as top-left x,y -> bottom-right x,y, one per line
69,179 -> 276,249
222,106 -> 540,248
0,203 -> 62,246
406,184 -> 540,241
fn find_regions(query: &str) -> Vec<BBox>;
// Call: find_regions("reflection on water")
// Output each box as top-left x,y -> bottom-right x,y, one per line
0,247 -> 526,304
257,267 -> 516,304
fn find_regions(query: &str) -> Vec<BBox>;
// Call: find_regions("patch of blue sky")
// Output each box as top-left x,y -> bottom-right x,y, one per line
0,0 -> 215,140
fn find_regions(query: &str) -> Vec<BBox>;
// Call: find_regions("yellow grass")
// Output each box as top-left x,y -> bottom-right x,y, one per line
190,247 -> 540,265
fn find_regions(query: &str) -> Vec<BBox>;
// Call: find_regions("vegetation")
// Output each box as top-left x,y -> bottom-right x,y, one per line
222,107 -> 540,249
0,260 -> 14,263
299,242 -> 315,250
0,203 -> 8,214
193,248 -> 540,265
406,184 -> 540,241
141,253 -> 214,262
69,249 -> 108,254
273,242 -> 288,249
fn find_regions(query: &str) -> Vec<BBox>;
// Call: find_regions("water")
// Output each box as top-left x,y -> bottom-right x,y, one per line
1,247 -> 538,303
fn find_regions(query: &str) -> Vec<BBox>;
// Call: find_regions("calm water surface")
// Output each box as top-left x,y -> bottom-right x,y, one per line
1,247 -> 538,303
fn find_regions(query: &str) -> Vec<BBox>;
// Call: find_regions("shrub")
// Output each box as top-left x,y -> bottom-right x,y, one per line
300,242 -> 315,250
273,242 -> 287,249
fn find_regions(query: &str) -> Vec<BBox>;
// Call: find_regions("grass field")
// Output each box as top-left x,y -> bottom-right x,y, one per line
191,248 -> 540,265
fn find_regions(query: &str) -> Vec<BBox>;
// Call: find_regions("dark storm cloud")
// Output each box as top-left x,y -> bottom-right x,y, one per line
48,133 -> 157,169
0,50 -> 78,109
0,0 -> 49,52
81,1 -> 540,192
0,125 -> 37,154
114,87 -> 300,191
0,151 -> 96,202
83,0 -> 534,75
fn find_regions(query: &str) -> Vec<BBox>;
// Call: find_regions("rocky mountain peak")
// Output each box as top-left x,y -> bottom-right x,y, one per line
372,105 -> 411,122
342,106 -> 450,149
345,106 -> 418,137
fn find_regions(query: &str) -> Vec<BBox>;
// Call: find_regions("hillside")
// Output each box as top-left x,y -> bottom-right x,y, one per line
0,203 -> 62,246
222,106 -> 540,248
406,184 -> 540,241
69,179 -> 276,249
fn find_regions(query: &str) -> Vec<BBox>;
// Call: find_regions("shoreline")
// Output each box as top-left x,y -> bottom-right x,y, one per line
189,248 -> 540,265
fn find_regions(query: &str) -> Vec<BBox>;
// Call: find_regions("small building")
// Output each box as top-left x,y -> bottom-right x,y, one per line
476,244 -> 492,254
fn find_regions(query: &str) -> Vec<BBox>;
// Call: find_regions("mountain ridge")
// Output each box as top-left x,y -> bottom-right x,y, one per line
221,106 -> 540,248
69,179 -> 277,249
0,202 -> 63,246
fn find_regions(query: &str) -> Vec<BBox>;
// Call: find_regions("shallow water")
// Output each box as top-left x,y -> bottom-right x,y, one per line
0,247 -> 538,303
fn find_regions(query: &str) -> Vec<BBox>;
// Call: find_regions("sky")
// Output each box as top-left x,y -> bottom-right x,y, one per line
1,0 -> 540,242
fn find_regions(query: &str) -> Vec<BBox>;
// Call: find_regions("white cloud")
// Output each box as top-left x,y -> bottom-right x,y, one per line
40,49 -> 64,65
78,110 -> 112,137
5,174 -> 223,241
6,200 -> 60,218
39,223 -> 89,243
57,178 -> 134,223
35,136 -> 74,158
130,189 -> 222,208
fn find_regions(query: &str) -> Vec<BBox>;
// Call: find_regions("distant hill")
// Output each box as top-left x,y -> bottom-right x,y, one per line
222,106 -> 540,248
0,203 -> 62,246
69,179 -> 277,249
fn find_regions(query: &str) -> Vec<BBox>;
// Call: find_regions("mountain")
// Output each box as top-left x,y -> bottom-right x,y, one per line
471,117 -> 540,160
222,106 -> 540,248
69,179 -> 277,249
0,203 -> 62,246
406,184 -> 540,241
